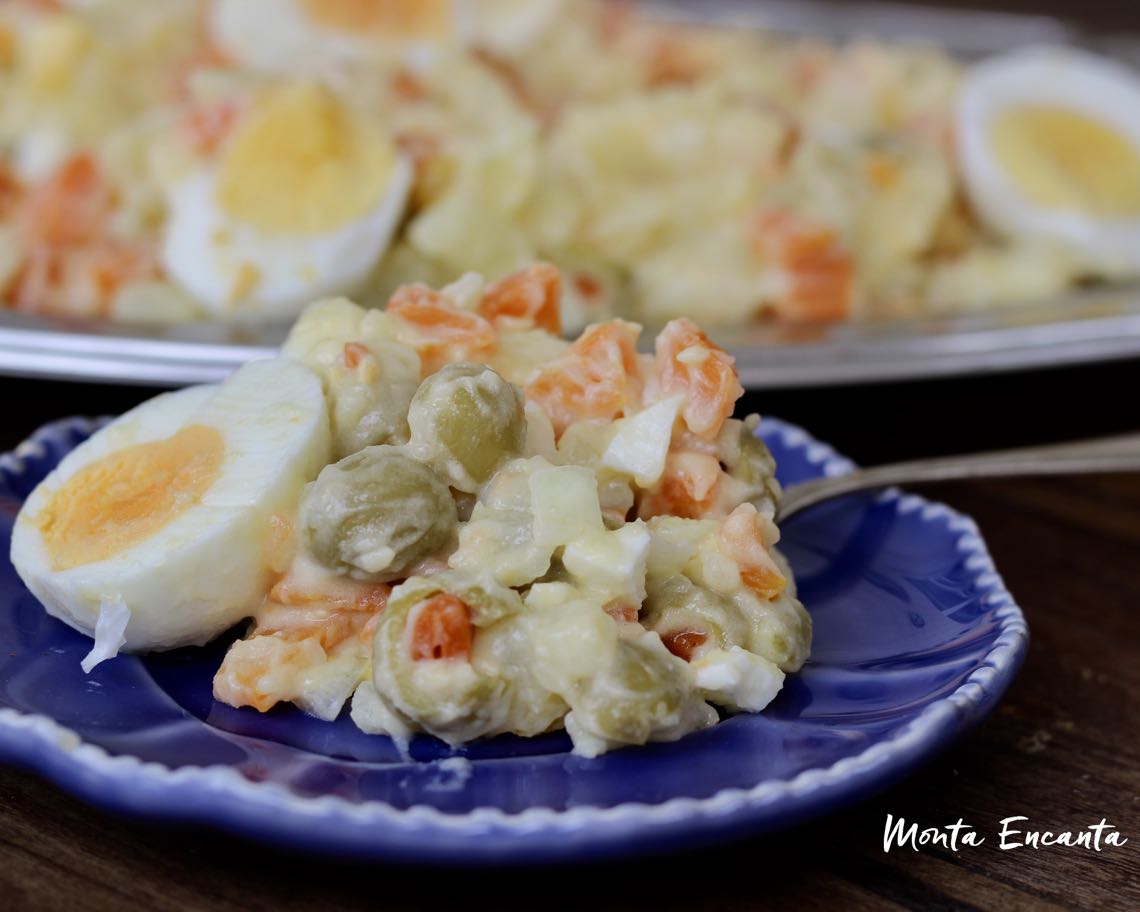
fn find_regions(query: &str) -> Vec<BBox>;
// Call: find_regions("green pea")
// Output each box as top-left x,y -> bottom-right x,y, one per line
370,575 -> 542,742
408,363 -> 526,493
300,446 -> 457,581
737,591 -> 813,672
642,574 -> 750,650
721,419 -> 781,513
576,637 -> 697,744
734,429 -> 777,486
331,374 -> 417,458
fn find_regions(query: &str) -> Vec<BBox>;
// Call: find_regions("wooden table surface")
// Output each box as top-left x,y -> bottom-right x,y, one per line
1,356 -> 1138,911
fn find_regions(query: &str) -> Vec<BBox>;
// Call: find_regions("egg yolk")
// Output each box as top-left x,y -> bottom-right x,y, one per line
36,425 -> 224,571
216,83 -> 398,234
300,0 -> 452,38
990,106 -> 1140,217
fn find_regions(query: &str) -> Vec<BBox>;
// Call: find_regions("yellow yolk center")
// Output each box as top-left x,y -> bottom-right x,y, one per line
36,425 -> 224,571
217,83 -> 398,234
300,0 -> 452,39
990,106 -> 1140,217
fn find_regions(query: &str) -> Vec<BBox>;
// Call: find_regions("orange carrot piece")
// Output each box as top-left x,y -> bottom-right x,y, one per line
662,629 -> 707,662
655,317 -> 742,441
342,341 -> 371,369
638,450 -> 722,520
20,154 -> 108,247
388,284 -> 496,375
180,100 -> 241,156
719,505 -> 786,600
525,319 -> 643,436
603,600 -> 640,624
752,209 -> 855,323
479,263 -> 562,334
409,593 -> 473,662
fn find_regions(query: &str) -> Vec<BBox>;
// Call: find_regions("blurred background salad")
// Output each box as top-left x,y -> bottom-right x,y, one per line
2,0 -> 1139,336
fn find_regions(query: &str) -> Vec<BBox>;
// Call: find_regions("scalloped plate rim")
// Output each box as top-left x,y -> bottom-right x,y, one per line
0,415 -> 1029,863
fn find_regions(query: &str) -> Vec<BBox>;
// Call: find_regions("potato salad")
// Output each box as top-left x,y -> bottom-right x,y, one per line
2,0 -> 1136,328
12,263 -> 811,756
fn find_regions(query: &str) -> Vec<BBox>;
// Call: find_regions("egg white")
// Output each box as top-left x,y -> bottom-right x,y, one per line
209,0 -> 469,74
209,0 -> 373,76
159,154 -> 413,319
11,359 -> 331,662
957,47 -> 1140,275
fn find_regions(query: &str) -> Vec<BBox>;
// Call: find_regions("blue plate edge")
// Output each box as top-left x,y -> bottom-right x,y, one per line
0,415 -> 1030,864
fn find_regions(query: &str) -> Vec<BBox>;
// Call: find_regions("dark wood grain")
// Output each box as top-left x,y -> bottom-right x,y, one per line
1,355 -> 1138,912
893,0 -> 1139,30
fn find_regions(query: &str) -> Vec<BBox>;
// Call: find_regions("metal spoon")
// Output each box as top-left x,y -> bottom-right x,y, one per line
776,433 -> 1140,522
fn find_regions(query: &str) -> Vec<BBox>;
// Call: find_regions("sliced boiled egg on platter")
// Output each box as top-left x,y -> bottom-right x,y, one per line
10,359 -> 330,669
208,0 -> 468,74
160,82 -> 413,319
957,47 -> 1140,277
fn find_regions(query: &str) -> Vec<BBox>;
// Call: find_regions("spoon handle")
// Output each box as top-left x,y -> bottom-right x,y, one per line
776,433 -> 1140,522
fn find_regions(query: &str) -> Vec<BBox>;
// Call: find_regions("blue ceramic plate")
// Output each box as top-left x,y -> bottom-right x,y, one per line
0,417 -> 1027,863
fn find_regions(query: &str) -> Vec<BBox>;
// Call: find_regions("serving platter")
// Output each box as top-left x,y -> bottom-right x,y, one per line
2,0 -> 1139,389
6,283 -> 1140,388
0,416 -> 1027,862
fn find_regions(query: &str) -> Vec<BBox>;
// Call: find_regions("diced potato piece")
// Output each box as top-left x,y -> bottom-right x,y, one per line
645,515 -> 719,580
529,464 -> 604,547
562,521 -> 650,604
601,396 -> 681,487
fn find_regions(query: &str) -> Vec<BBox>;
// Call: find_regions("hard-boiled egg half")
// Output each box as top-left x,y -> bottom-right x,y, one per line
208,0 -> 565,72
957,47 -> 1140,277
208,0 -> 468,74
11,359 -> 330,670
161,82 -> 413,319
